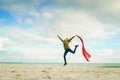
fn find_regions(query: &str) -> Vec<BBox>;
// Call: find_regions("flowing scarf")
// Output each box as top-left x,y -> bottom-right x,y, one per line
76,35 -> 91,62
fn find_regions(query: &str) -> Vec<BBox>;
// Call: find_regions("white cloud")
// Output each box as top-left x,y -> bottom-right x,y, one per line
0,37 -> 15,51
28,10 -> 40,18
43,12 -> 53,20
11,45 -> 62,62
0,0 -> 43,16
92,49 -> 113,56
25,18 -> 33,24
0,0 -> 119,63
86,48 -> 120,63
0,27 -> 59,44
49,9 -> 116,38
0,26 -> 119,63
3,4 -> 28,16
99,0 -> 120,17
0,27 -> 61,62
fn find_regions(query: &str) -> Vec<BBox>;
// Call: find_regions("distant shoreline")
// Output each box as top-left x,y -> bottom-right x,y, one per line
100,66 -> 120,68
0,62 -> 120,66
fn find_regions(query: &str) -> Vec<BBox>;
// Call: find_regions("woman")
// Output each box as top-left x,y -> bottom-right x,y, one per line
57,35 -> 79,66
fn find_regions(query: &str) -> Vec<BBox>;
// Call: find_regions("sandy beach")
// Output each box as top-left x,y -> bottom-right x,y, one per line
0,64 -> 120,80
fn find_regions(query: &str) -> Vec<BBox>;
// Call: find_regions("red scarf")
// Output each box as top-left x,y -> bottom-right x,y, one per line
76,35 -> 91,62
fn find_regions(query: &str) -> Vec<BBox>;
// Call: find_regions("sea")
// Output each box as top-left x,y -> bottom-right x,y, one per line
0,62 -> 120,67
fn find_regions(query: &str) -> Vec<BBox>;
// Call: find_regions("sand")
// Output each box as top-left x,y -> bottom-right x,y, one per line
0,64 -> 120,80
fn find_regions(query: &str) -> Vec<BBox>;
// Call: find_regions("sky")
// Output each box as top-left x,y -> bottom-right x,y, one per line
0,0 -> 120,63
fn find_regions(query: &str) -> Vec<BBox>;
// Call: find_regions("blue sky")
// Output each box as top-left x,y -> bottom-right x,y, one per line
0,0 -> 120,63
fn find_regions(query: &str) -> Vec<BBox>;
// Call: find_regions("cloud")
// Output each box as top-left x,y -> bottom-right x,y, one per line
1,0 -> 119,31
0,27 -> 61,62
43,12 -> 53,20
0,0 -> 44,25
92,49 -> 113,56
0,26 -> 119,63
28,10 -> 40,18
96,0 -> 120,17
13,46 -> 62,60
0,27 -> 59,44
0,0 -> 43,15
49,9 -> 117,38
46,0 -> 120,29
25,18 -> 33,24
0,0 -> 119,63
0,37 -> 15,51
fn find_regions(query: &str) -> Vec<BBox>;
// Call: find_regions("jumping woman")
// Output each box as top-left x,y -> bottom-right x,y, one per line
57,35 -> 79,66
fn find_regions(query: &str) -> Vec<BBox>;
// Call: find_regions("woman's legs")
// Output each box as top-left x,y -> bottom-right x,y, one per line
63,45 -> 79,66
68,45 -> 79,54
63,50 -> 68,66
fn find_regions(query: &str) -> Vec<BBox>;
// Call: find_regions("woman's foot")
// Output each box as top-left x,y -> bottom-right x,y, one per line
63,63 -> 67,66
